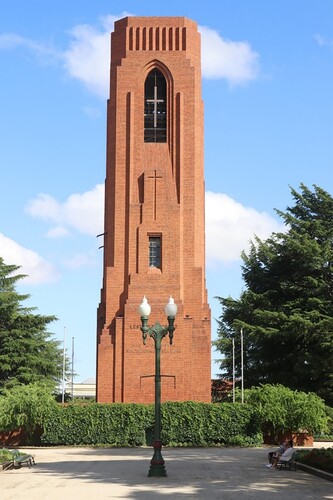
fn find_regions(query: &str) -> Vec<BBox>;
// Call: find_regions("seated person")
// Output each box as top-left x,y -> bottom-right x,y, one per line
266,440 -> 288,466
271,440 -> 294,469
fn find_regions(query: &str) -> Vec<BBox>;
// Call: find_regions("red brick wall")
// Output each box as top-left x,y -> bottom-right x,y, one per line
96,17 -> 211,403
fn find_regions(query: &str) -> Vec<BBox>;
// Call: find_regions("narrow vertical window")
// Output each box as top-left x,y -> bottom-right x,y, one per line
144,69 -> 167,142
149,236 -> 161,268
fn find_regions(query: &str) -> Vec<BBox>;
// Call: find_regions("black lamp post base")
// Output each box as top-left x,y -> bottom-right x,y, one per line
148,440 -> 167,477
148,463 -> 167,477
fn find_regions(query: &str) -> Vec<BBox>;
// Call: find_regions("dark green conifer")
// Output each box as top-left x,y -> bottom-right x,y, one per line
214,184 -> 333,405
0,258 -> 63,392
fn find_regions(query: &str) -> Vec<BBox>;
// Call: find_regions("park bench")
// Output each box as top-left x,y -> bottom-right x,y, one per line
278,450 -> 297,471
13,452 -> 35,468
2,460 -> 14,470
2,449 -> 36,470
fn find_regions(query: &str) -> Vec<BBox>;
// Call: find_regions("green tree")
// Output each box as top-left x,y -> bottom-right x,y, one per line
0,383 -> 58,442
214,184 -> 333,405
0,258 -> 63,392
240,384 -> 328,437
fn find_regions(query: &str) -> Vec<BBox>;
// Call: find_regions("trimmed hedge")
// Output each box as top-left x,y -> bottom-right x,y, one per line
41,403 -> 153,446
161,402 -> 261,446
41,401 -> 262,447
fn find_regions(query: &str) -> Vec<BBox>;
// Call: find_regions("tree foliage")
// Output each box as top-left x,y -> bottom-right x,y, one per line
0,258 -> 63,392
0,383 -> 58,440
214,184 -> 333,404
240,384 -> 328,436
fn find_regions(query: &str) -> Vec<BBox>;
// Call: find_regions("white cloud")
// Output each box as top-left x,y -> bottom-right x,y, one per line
24,185 -> 281,266
63,252 -> 97,270
62,19 -> 260,97
0,33 -> 32,49
62,13 -> 131,98
0,33 -> 59,63
46,226 -> 70,238
26,186 -> 282,266
3,188 -> 282,283
82,104 -> 103,119
25,193 -> 61,221
64,185 -> 104,235
314,33 -> 333,49
0,184 -> 104,284
0,233 -> 59,285
1,15 -> 260,98
0,33 -> 41,51
205,191 -> 284,265
25,184 -> 104,237
62,22 -> 110,98
199,25 -> 260,84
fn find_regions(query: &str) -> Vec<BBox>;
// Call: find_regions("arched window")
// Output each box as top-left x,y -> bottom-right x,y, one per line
144,69 -> 166,142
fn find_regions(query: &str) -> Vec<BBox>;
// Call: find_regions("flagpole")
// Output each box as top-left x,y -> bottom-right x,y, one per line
241,328 -> 244,404
232,338 -> 235,403
71,336 -> 74,400
61,326 -> 66,404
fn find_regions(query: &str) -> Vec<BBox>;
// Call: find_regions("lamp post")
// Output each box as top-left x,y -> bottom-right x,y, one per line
138,295 -> 177,477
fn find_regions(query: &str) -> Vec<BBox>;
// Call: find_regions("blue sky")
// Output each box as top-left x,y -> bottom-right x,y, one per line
1,1 -> 332,384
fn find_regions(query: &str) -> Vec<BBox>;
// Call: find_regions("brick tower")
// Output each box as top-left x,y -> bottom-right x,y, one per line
96,16 -> 211,403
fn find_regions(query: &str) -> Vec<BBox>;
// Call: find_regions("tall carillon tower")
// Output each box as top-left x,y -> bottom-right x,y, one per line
96,17 -> 211,403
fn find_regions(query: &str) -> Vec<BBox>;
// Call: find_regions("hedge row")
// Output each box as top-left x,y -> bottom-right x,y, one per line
41,401 -> 263,447
42,403 -> 152,446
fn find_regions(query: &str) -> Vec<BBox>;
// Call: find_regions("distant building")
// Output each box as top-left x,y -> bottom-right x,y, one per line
211,379 -> 233,402
96,16 -> 211,403
70,378 -> 96,399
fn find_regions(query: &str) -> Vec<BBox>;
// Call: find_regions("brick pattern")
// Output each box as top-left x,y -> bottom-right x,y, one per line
96,17 -> 211,403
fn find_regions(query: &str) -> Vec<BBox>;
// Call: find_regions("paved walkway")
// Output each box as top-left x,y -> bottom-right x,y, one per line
1,446 -> 332,499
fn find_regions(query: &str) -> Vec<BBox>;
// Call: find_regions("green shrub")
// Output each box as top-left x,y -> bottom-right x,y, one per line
297,447 -> 333,474
0,383 -> 58,443
241,384 -> 329,436
313,434 -> 333,441
0,449 -> 14,464
324,405 -> 333,434
314,406 -> 333,441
